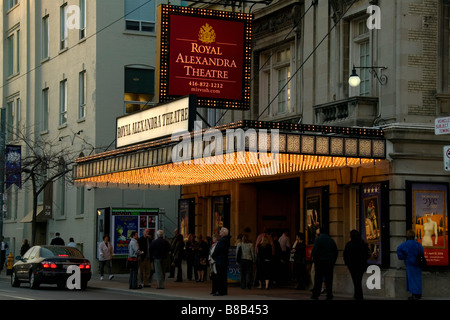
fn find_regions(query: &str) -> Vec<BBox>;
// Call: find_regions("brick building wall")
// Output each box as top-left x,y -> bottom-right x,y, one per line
408,0 -> 438,116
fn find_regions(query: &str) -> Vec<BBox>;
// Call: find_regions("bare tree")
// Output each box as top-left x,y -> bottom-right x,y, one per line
9,127 -> 99,246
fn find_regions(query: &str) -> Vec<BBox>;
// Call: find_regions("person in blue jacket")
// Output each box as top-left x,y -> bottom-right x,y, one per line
397,229 -> 425,300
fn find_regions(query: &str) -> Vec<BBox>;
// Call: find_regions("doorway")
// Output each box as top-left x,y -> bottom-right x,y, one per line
255,178 -> 300,238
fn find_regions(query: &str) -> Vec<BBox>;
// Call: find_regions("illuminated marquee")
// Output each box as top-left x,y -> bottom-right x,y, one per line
157,5 -> 253,110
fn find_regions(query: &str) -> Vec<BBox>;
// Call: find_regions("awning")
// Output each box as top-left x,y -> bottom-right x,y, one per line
73,121 -> 387,188
20,205 -> 45,223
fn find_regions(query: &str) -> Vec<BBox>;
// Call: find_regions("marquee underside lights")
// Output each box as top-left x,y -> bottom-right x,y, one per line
74,154 -> 388,188
73,121 -> 386,187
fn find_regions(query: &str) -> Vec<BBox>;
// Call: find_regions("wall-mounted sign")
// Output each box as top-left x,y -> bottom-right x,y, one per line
407,182 -> 449,266
157,5 -> 252,110
435,117 -> 450,135
116,95 -> 196,148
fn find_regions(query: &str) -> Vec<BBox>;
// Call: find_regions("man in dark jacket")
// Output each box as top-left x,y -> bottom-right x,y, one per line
149,230 -> 171,289
50,232 -> 65,245
211,227 -> 230,296
138,229 -> 153,287
310,227 -> 338,300
343,229 -> 370,300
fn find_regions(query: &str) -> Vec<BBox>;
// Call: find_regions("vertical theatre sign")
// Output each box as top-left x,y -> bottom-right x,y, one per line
157,5 -> 252,110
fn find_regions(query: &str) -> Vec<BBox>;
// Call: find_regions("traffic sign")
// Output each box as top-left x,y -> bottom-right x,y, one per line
435,117 -> 450,135
444,146 -> 450,171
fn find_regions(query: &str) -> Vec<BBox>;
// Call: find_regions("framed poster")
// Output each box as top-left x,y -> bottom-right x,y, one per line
304,186 -> 329,260
179,198 -> 195,240
110,208 -> 159,257
360,182 -> 389,266
406,181 -> 449,266
212,195 -> 231,235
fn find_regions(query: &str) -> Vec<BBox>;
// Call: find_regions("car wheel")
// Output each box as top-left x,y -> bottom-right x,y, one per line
29,271 -> 40,289
11,270 -> 20,287
57,281 -> 66,289
80,280 -> 88,290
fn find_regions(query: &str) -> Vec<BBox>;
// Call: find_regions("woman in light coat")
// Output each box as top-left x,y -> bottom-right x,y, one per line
99,235 -> 114,280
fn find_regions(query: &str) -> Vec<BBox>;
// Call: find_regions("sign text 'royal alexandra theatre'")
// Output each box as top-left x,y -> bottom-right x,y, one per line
157,5 -> 253,110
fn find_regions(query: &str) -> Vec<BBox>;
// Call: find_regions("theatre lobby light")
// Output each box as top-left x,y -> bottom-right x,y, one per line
348,65 -> 388,87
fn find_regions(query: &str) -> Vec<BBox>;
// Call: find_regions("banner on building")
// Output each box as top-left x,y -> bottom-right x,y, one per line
5,145 -> 21,189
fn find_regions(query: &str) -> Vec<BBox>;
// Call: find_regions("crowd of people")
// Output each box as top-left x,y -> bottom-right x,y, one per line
0,226 -> 426,300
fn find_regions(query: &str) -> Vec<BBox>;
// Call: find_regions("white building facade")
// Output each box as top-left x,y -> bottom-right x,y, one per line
1,0 -> 182,270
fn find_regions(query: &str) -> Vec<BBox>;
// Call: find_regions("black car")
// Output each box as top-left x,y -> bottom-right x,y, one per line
11,245 -> 92,290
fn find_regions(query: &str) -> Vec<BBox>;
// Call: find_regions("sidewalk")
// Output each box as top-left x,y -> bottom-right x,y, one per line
86,273 -> 382,300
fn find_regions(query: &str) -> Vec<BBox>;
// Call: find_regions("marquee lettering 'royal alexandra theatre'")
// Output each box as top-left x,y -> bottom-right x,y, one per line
74,3 -> 450,298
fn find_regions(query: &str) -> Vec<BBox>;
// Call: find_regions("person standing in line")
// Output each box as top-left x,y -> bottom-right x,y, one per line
128,231 -> 142,289
310,226 -> 338,300
149,230 -> 171,289
236,234 -> 255,290
99,235 -> 114,280
171,233 -> 184,282
169,229 -> 179,278
138,229 -> 153,287
397,229 -> 425,300
256,235 -> 273,290
291,232 -> 307,290
211,227 -> 231,296
209,234 -> 220,294
255,228 -> 275,256
279,230 -> 292,262
195,234 -> 209,282
185,234 -> 198,281
67,238 -> 77,248
20,239 -> 30,257
50,232 -> 65,245
343,230 -> 370,300
0,237 -> 8,273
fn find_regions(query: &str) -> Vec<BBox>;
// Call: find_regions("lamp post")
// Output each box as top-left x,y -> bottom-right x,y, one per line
348,65 -> 388,87
348,65 -> 388,126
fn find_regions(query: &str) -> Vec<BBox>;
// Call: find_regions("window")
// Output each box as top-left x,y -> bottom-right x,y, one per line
351,20 -> 371,96
16,30 -> 20,73
124,67 -> 155,113
259,46 -> 293,118
42,88 -> 49,131
79,0 -> 86,39
77,187 -> 85,215
6,97 -> 20,141
79,71 -> 86,119
60,80 -> 68,125
125,0 -> 156,32
6,185 -> 18,220
442,1 -> 450,91
42,16 -> 49,59
60,4 -> 68,50
7,34 -> 14,76
6,101 -> 14,142
57,178 -> 66,217
8,0 -> 20,10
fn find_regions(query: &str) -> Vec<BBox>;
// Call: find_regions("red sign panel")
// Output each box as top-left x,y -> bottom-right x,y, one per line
168,15 -> 244,101
158,5 -> 252,110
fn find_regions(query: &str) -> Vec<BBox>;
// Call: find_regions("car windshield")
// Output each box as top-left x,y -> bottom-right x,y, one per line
40,247 -> 84,259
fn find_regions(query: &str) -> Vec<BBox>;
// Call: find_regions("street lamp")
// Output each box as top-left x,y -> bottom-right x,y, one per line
348,65 -> 388,87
